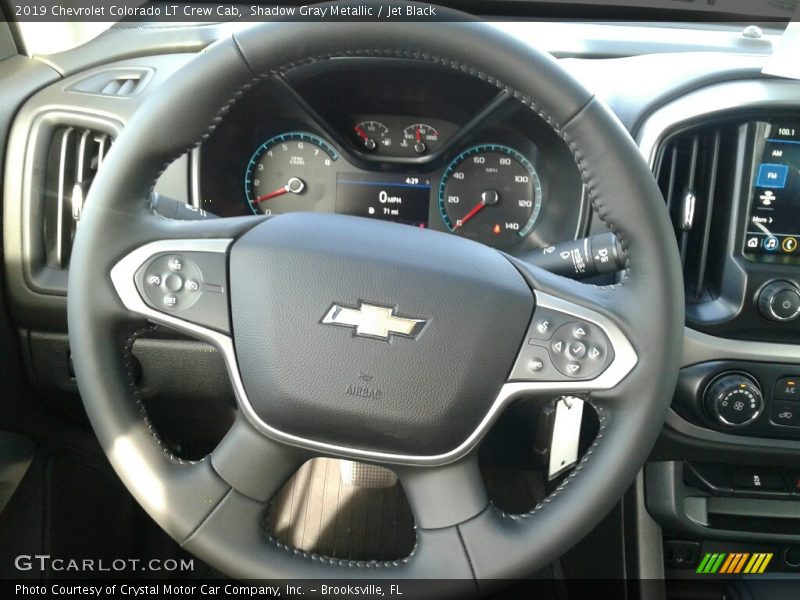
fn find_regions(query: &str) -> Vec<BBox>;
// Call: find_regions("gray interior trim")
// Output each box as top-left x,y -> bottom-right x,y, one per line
637,78 -> 800,168
665,407 -> 800,450
683,326 -> 800,367
633,471 -> 666,587
111,238 -> 638,466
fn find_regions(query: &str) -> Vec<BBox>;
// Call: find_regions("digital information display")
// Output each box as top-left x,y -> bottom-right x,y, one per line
335,172 -> 431,228
745,123 -> 800,258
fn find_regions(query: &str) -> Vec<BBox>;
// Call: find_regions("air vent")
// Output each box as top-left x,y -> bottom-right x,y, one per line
42,127 -> 112,269
68,68 -> 153,97
655,123 -> 737,304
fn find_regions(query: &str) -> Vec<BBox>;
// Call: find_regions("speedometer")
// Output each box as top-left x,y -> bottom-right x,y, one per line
244,132 -> 337,215
438,144 -> 542,247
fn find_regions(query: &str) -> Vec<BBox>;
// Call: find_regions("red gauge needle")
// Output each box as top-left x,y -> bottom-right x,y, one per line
354,125 -> 370,141
415,126 -> 422,143
453,190 -> 499,231
253,177 -> 305,204
454,201 -> 486,230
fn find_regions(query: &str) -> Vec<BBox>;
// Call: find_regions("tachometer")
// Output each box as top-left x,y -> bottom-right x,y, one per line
244,132 -> 337,215
438,144 -> 542,247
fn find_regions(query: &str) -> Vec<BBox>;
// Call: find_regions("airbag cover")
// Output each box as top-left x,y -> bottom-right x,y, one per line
230,213 -> 534,456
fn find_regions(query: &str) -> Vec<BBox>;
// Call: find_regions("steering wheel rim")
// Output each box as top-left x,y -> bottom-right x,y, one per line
67,5 -> 683,588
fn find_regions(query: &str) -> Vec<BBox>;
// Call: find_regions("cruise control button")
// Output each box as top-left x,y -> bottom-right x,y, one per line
775,377 -> 800,401
568,342 -> 586,359
163,294 -> 179,309
168,257 -> 184,272
163,274 -> 183,292
185,279 -> 200,293
770,401 -> 800,427
146,274 -> 161,287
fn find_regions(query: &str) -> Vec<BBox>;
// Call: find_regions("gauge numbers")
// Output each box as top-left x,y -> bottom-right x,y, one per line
244,132 -> 337,215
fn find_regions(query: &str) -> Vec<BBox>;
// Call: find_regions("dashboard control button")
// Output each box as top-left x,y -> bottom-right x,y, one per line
758,281 -> 800,322
775,377 -> 800,401
770,401 -> 800,427
703,373 -> 763,427
733,468 -> 784,492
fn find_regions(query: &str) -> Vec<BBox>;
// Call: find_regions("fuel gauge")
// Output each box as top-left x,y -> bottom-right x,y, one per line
354,121 -> 391,152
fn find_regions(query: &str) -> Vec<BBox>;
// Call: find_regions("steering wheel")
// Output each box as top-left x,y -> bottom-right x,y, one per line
67,5 -> 683,590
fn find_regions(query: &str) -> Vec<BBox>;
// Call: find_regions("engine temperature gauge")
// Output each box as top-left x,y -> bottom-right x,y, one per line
401,124 -> 439,155
354,121 -> 391,152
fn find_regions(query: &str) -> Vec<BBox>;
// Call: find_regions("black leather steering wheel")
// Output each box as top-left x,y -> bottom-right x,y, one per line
67,5 -> 683,591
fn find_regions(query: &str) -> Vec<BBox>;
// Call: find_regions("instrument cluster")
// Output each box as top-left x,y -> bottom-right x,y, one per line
197,60 -> 586,251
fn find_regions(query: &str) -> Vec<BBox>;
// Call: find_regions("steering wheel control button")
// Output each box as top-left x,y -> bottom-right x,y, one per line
134,250 -> 231,334
511,309 -> 616,382
758,281 -> 800,322
703,373 -> 764,427
549,321 -> 613,379
588,346 -> 603,361
568,342 -> 587,359
535,319 -> 552,336
163,274 -> 183,292
167,257 -> 184,272
527,358 -> 545,373
775,377 -> 800,401
566,363 -> 581,376
771,401 -> 800,427
528,308 -> 571,341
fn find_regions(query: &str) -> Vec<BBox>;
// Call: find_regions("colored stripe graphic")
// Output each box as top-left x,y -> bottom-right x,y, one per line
697,552 -> 773,575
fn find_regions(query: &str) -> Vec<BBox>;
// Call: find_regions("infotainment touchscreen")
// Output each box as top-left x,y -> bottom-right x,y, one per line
745,122 -> 800,258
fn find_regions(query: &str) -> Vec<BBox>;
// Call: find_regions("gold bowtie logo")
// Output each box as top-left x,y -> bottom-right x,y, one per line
321,303 -> 427,341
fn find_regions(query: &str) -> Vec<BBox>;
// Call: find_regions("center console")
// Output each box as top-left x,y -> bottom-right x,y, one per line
637,78 -> 800,584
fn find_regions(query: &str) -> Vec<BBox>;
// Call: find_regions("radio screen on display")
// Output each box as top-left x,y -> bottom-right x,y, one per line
745,123 -> 800,257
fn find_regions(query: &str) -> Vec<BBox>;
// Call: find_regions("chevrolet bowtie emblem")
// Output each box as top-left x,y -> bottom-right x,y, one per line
321,302 -> 427,341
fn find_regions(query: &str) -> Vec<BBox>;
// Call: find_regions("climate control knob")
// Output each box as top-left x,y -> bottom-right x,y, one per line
703,373 -> 763,427
758,281 -> 800,322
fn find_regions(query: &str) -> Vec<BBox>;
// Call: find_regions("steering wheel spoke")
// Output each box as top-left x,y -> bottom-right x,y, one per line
395,455 -> 488,531
211,416 -> 309,503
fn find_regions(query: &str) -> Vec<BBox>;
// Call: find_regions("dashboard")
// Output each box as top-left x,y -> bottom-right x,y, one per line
6,17 -> 800,584
196,60 -> 586,251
